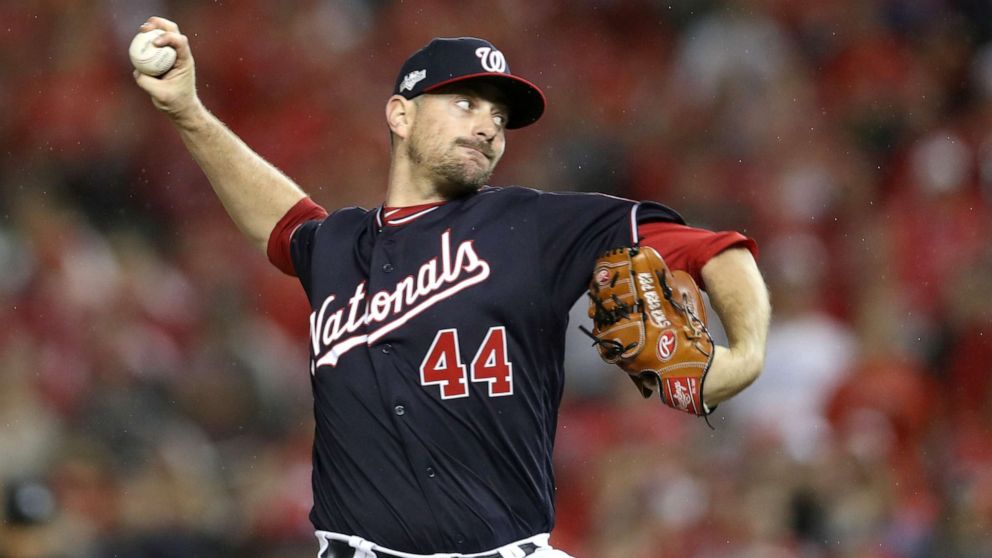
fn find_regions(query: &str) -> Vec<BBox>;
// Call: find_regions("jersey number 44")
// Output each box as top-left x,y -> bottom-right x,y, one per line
420,326 -> 513,399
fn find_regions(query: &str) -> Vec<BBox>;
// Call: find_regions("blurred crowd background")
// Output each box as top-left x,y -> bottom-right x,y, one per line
1,0 -> 991,557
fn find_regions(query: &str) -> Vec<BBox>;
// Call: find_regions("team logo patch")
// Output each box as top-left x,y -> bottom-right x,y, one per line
474,46 -> 507,73
595,267 -> 612,287
657,330 -> 677,360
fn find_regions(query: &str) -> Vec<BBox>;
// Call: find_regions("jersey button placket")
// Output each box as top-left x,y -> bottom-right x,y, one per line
378,233 -> 396,273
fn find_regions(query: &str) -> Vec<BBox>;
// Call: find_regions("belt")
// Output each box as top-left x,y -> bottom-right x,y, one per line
324,539 -> 539,558
316,531 -> 550,558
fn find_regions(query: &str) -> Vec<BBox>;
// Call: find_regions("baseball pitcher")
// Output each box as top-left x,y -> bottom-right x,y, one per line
133,16 -> 770,558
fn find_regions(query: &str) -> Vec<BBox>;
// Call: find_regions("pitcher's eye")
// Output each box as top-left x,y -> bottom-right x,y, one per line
455,99 -> 472,111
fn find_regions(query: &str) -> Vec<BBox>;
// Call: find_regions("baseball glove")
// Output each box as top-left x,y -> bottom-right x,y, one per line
580,246 -> 715,416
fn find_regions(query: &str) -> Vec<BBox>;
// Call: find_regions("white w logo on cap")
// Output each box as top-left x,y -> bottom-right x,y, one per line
474,46 -> 507,73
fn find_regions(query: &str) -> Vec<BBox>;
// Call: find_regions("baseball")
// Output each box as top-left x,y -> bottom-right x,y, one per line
129,29 -> 176,77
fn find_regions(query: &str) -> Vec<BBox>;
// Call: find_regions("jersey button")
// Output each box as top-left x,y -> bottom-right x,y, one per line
381,344 -> 392,354
382,263 -> 394,273
426,467 -> 436,478
394,405 -> 405,416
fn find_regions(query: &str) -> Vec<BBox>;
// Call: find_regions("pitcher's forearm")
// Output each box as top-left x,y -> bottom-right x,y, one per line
700,247 -> 771,405
173,101 -> 307,252
132,17 -> 307,252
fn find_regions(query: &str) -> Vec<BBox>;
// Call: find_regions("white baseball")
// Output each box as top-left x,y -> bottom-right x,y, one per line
129,29 -> 176,77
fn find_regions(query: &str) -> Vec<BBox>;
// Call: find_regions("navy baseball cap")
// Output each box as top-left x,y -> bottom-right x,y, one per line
393,37 -> 546,129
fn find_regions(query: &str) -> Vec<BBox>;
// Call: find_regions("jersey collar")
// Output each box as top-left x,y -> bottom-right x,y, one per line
376,201 -> 446,227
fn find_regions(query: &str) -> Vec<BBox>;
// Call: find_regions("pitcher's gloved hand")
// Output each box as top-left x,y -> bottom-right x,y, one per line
581,246 -> 715,416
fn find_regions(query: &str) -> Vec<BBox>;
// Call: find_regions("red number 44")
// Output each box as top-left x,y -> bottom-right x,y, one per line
420,327 -> 513,399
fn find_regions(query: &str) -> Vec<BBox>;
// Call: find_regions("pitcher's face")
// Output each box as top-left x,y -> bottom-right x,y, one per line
405,83 -> 508,197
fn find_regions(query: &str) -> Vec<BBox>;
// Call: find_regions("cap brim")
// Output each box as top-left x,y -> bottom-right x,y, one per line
423,72 -> 546,129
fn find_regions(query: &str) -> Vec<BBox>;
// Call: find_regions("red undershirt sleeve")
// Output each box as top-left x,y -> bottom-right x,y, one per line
267,197 -> 329,277
637,221 -> 758,290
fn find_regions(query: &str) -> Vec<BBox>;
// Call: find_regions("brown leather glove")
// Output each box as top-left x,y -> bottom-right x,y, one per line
581,246 -> 715,416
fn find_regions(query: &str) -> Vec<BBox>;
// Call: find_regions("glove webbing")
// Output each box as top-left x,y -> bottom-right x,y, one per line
579,268 -> 640,360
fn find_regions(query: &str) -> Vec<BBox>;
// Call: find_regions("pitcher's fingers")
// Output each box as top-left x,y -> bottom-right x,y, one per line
152,30 -> 190,60
143,16 -> 180,34
132,69 -> 160,93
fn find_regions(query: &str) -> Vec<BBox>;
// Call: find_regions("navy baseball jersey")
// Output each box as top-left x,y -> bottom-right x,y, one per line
282,186 -> 682,552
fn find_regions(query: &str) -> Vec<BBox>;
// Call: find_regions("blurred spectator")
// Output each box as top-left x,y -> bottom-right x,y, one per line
732,233 -> 857,462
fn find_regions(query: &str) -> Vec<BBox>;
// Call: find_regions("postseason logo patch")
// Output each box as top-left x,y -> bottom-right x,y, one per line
400,69 -> 427,92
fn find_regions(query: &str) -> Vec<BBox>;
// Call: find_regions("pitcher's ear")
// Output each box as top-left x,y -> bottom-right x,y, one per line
386,95 -> 414,139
